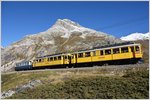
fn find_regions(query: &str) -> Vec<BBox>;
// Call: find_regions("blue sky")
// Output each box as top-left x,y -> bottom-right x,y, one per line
2,1 -> 149,47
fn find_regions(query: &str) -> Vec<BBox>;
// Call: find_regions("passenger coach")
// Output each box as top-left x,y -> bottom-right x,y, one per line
70,42 -> 143,67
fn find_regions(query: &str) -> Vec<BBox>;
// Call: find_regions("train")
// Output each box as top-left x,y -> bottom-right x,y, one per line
15,42 -> 143,71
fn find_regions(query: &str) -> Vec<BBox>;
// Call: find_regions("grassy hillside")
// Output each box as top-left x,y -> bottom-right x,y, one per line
9,70 -> 149,99
2,65 -> 149,99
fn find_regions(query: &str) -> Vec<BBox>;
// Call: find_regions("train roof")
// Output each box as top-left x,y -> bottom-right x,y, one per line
36,53 -> 62,59
35,42 -> 140,59
16,61 -> 32,66
16,60 -> 31,64
36,52 -> 72,59
72,42 -> 141,54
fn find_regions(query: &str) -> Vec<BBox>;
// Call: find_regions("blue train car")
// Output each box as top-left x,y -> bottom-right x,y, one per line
15,61 -> 33,71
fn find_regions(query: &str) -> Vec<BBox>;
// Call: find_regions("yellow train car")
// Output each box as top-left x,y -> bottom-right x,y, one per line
92,43 -> 142,61
33,53 -> 72,69
70,43 -> 143,66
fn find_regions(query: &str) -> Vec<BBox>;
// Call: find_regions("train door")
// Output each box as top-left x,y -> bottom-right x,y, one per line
68,55 -> 71,64
63,55 -> 71,64
71,54 -> 76,64
63,55 -> 67,65
75,54 -> 77,64
130,46 -> 135,58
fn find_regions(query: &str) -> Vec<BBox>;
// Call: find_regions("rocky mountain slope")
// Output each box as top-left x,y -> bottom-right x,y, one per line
1,19 -> 122,72
120,32 -> 149,41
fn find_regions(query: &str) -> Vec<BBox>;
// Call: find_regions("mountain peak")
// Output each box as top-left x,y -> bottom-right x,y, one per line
51,19 -> 81,29
62,19 -> 80,26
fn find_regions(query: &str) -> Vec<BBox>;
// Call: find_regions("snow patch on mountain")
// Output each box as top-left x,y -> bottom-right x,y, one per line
120,32 -> 149,41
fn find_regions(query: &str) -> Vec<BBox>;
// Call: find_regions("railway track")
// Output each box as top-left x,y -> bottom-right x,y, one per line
2,63 -> 148,75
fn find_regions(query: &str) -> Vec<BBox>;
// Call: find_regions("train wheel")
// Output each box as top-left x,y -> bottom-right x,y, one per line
137,59 -> 144,64
66,66 -> 69,68
104,63 -> 108,66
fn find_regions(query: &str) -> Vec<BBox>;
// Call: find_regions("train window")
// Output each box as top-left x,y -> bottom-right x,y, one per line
121,47 -> 128,53
58,56 -> 61,60
42,59 -> 44,62
85,52 -> 91,57
135,46 -> 140,51
100,50 -> 104,55
131,47 -> 134,52
47,58 -> 50,61
64,56 -> 68,59
39,59 -> 41,62
93,51 -> 96,56
71,55 -> 74,59
50,57 -> 53,61
113,48 -> 120,54
105,49 -> 111,55
54,57 -> 57,61
78,53 -> 83,58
